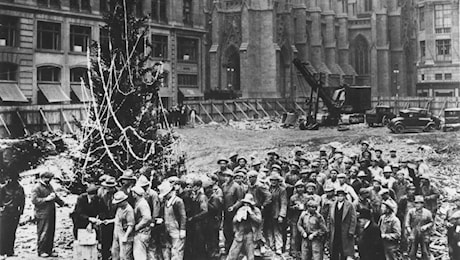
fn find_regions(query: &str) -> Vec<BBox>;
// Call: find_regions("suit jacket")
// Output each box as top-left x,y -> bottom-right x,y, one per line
358,222 -> 386,260
72,193 -> 102,229
329,200 -> 357,257
268,185 -> 287,219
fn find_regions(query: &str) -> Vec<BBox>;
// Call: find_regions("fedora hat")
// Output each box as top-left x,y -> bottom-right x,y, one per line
237,156 -> 248,163
247,170 -> 259,178
118,169 -> 137,181
382,200 -> 397,213
294,180 -> 305,187
132,185 -> 145,196
112,191 -> 128,204
269,172 -> 283,181
102,177 -> 117,187
217,157 -> 229,164
241,193 -> 256,206
414,195 -> 424,203
357,171 -> 367,177
137,175 -> 150,187
324,185 -> 335,192
267,150 -> 279,157
86,184 -> 98,195
158,181 -> 174,198
271,164 -> 282,171
383,166 -> 392,173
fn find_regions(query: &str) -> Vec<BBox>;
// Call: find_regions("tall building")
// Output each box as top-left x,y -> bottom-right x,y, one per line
0,0 -> 207,106
415,0 -> 460,97
207,0 -> 417,98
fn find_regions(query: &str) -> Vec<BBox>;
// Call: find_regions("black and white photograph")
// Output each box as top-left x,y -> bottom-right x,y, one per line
0,0 -> 459,259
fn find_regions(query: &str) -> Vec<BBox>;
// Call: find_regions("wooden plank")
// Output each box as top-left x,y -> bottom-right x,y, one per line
224,102 -> 239,120
60,109 -> 74,134
242,102 -> 261,117
0,114 -> 11,136
276,101 -> 288,113
256,101 -> 270,117
15,110 -> 29,136
212,103 -> 228,123
295,102 -> 307,114
265,101 -> 281,117
199,102 -> 214,122
39,108 -> 52,132
234,102 -> 250,120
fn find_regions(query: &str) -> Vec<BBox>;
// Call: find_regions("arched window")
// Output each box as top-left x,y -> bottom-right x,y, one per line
0,62 -> 18,81
70,67 -> 87,83
353,36 -> 369,75
364,0 -> 372,12
37,66 -> 61,82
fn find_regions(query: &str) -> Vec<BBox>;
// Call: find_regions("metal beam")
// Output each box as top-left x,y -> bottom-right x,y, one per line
39,108 -> 52,132
224,102 -> 239,120
199,102 -> 214,122
212,103 -> 228,123
234,102 -> 250,120
256,101 -> 270,118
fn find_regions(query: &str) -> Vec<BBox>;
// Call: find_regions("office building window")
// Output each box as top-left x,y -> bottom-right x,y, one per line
178,37 -> 198,62
435,73 -> 443,80
436,39 -> 451,61
37,21 -> 61,50
37,0 -> 60,9
353,35 -> 369,74
342,0 -> 348,13
178,74 -> 198,87
435,4 -> 451,33
0,62 -> 17,81
421,74 -> 425,81
419,6 -> 424,30
364,0 -> 372,12
0,16 -> 18,47
151,35 -> 168,58
70,67 -> 87,83
183,0 -> 192,25
445,73 -> 452,80
420,41 -> 425,58
151,0 -> 167,23
70,0 -> 91,12
70,25 -> 91,52
37,66 -> 61,82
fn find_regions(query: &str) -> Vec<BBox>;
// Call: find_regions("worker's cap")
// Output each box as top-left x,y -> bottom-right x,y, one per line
389,149 -> 397,153
112,191 -> 129,204
217,157 -> 229,164
383,166 -> 392,173
307,200 -> 319,208
319,146 -> 327,152
294,180 -> 305,187
335,188 -> 347,195
299,156 -> 310,163
267,150 -> 279,157
131,185 -> 145,196
305,182 -> 317,189
382,200 -> 398,213
361,141 -> 370,146
293,147 -> 303,154
137,175 -> 150,187
271,164 -> 282,171
252,159 -> 262,166
414,195 -> 425,203
300,168 -> 312,175
374,149 -> 383,153
324,185 -> 335,192
247,170 -> 259,178
234,169 -> 247,177
168,176 -> 180,184
269,172 -> 283,181
260,167 -> 269,173
357,171 -> 367,177
290,161 -> 300,168
237,156 -> 247,163
222,169 -> 234,177
337,173 -> 347,179
310,161 -> 320,167
372,178 -> 382,184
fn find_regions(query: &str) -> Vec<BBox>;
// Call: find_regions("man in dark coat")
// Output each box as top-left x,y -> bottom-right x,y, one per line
357,208 -> 386,260
0,171 -> 25,257
204,180 -> 223,259
97,177 -> 118,260
31,171 -> 67,257
222,170 -> 245,252
71,184 -> 102,238
329,188 -> 357,260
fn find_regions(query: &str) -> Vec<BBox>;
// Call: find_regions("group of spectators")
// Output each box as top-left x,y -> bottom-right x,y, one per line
1,141 -> 460,260
159,105 -> 190,129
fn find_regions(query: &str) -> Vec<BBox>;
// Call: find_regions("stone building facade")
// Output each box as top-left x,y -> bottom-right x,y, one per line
207,0 -> 417,99
0,0 -> 207,106
415,0 -> 460,97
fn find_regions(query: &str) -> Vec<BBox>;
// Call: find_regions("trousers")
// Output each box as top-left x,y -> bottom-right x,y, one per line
224,212 -> 235,252
383,240 -> 400,260
301,239 -> 324,260
134,232 -> 150,260
226,232 -> 255,260
163,229 -> 185,260
36,216 -> 56,255
111,230 -> 133,260
205,219 -> 221,258
409,235 -> 430,260
0,215 -> 20,256
290,219 -> 301,257
100,223 -> 115,260
265,219 -> 283,252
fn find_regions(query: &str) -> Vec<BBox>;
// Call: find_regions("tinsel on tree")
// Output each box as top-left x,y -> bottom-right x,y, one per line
73,0 -> 183,184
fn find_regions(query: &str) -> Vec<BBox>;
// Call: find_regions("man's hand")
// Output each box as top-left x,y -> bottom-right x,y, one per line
277,216 -> 284,224
45,193 -> 56,201
179,230 -> 186,239
303,232 -> 308,239
308,233 -> 315,240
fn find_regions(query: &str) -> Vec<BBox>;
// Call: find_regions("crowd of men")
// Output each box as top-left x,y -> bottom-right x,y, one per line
1,141 -> 460,260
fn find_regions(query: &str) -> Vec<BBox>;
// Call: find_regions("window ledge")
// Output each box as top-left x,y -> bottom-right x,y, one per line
69,51 -> 87,56
177,60 -> 198,64
35,49 -> 64,54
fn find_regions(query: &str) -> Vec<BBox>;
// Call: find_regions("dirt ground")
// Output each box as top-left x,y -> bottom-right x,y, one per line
9,123 -> 460,259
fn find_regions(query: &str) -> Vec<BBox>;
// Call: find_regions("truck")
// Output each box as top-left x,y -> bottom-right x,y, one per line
293,58 -> 371,129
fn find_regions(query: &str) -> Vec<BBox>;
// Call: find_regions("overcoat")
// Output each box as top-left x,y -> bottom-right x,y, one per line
329,200 -> 357,257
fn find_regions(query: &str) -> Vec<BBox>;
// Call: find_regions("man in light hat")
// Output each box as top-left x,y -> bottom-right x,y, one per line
357,208 -> 385,260
387,149 -> 399,165
374,149 -> 387,168
98,177 -> 118,260
131,186 -> 152,260
381,166 -> 396,190
329,188 -> 357,260
215,157 -> 230,186
293,147 -> 304,163
336,173 -> 358,206
223,169 -> 245,253
297,200 -> 327,260
71,184 -> 102,239
368,158 -> 383,181
226,194 -> 263,260
446,195 -> 460,260
31,171 -> 67,257
379,189 -> 398,213
415,158 -> 430,178
420,175 -> 439,217
0,171 -> 25,258
187,180 -> 209,259
158,181 -> 186,260
251,159 -> 262,172
203,180 -> 223,259
357,170 -> 370,189
228,152 -> 239,171
265,172 -> 287,255
106,191 -> 135,260
396,183 -> 416,253
378,200 -> 401,260
266,150 -> 281,170
234,157 -> 249,173
320,185 -> 336,224
393,170 -> 410,203
399,159 -> 420,194
405,196 -> 433,260
288,181 -> 309,258
369,178 -> 384,222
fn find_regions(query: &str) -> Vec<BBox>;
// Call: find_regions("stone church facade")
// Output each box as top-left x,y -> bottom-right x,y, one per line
207,0 -> 417,99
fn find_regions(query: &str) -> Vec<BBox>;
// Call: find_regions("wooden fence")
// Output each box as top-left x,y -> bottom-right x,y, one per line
0,104 -> 89,138
185,96 -> 460,123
